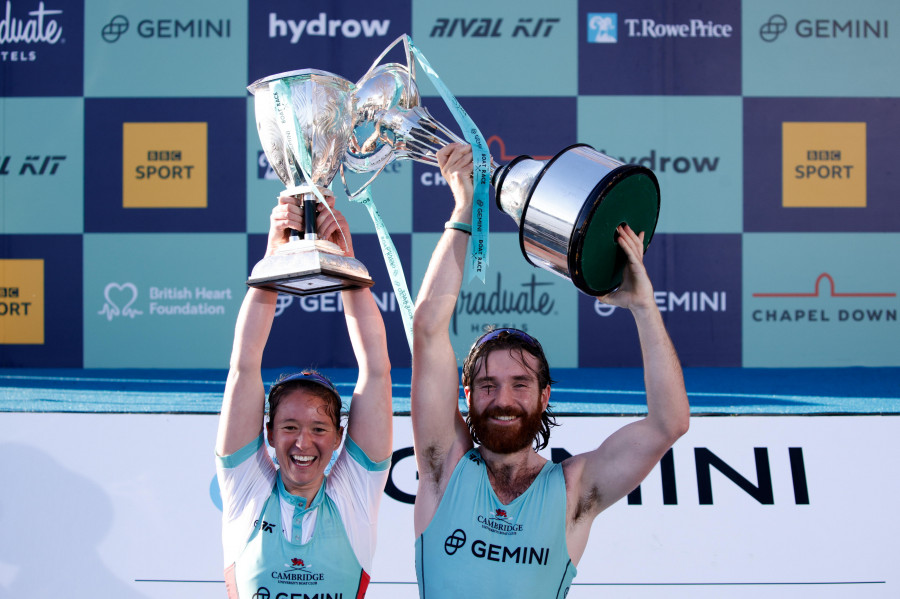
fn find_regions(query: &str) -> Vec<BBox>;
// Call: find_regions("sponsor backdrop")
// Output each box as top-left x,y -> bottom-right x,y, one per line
2,0 -> 900,369
0,413 -> 896,598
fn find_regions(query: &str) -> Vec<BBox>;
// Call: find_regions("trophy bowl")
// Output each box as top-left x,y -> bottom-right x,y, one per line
247,69 -> 374,296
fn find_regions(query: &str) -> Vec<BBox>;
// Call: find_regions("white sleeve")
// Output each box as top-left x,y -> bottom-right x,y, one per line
325,436 -> 391,573
215,434 -> 276,567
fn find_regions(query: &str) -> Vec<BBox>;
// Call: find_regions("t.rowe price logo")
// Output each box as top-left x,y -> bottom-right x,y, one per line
589,13 -> 733,41
751,273 -> 897,323
587,13 -> 617,43
759,14 -> 888,42
269,12 -> 390,43
429,16 -> 560,38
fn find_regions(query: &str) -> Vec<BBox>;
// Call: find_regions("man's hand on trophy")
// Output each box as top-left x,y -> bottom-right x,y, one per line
596,224 -> 655,313
436,143 -> 474,213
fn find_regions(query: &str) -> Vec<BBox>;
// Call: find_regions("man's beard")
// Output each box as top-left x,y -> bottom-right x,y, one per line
469,404 -> 543,454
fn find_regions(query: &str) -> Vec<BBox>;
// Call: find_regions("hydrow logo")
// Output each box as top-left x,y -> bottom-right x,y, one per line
588,12 -> 733,43
429,17 -> 560,38
122,122 -> 207,209
598,149 -> 720,174
760,14 -> 888,42
101,14 -> 231,43
0,259 -> 44,345
750,273 -> 897,324
0,154 -> 65,175
269,12 -> 390,43
782,122 -> 866,208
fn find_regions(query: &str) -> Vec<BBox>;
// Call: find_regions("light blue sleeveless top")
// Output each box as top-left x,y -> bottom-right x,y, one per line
225,474 -> 369,599
415,449 -> 577,598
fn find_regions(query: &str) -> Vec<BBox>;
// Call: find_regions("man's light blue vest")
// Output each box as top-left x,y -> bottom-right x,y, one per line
416,449 -> 577,598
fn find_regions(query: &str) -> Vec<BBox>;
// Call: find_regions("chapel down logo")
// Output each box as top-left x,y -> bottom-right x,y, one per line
477,507 -> 524,536
751,272 -> 897,323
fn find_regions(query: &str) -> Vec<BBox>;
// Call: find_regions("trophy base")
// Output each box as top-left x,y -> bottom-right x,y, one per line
246,239 -> 375,296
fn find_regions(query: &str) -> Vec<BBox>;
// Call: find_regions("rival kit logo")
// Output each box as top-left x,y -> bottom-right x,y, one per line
122,122 -> 207,208
0,154 -> 65,175
429,16 -> 560,38
782,122 -> 866,208
0,259 -> 44,344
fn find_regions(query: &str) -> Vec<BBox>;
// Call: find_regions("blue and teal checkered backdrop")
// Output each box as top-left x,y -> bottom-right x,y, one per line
3,0 -> 899,370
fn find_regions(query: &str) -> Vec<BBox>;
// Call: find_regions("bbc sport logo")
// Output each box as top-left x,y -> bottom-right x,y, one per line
587,13 -> 617,43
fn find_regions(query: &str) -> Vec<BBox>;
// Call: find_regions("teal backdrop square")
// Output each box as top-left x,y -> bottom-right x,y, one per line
1,98 -> 85,234
578,96 -> 743,233
83,233 -> 247,368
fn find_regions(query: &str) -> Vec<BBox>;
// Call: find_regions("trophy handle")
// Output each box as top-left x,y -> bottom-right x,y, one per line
361,34 -> 416,88
339,162 -> 391,200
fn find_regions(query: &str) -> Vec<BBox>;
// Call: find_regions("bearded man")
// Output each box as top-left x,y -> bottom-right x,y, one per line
410,143 -> 690,598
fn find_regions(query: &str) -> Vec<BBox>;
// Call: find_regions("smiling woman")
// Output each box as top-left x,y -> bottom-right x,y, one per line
213,191 -> 392,599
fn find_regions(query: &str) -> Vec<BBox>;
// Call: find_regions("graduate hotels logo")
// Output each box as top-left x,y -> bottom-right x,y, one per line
0,259 -> 44,344
782,122 -> 866,207
122,122 -> 208,208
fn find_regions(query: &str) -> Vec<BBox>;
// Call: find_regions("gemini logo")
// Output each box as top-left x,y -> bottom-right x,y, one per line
122,122 -> 207,208
782,122 -> 866,208
100,14 -> 231,42
587,13 -> 617,43
760,14 -> 888,42
0,259 -> 44,344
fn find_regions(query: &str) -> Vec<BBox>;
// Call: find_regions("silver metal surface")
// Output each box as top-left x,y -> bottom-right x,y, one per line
496,146 -> 625,281
247,69 -> 373,295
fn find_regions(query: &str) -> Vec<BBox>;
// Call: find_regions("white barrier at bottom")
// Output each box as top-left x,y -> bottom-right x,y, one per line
0,414 -> 895,598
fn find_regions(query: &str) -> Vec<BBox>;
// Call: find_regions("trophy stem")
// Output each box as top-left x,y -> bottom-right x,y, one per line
303,193 -> 318,241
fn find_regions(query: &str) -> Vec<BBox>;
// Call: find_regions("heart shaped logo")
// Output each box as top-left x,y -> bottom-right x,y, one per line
98,282 -> 144,321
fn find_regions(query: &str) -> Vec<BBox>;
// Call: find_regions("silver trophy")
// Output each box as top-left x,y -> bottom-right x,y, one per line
343,36 -> 660,295
247,69 -> 374,296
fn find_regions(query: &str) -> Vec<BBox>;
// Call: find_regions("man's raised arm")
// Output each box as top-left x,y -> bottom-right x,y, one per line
564,225 -> 690,559
411,143 -> 477,535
